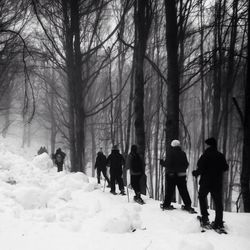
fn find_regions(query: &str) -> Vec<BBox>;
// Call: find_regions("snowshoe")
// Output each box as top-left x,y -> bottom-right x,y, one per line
181,205 -> 197,214
120,190 -> 126,196
134,196 -> 145,205
197,215 -> 212,232
160,203 -> 176,210
211,221 -> 228,234
213,227 -> 228,234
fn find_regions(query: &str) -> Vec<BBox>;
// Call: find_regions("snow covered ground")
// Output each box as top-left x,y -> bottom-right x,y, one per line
0,140 -> 250,250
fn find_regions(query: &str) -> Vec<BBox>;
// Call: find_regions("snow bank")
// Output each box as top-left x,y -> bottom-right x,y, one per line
32,153 -> 54,171
0,140 -> 250,250
101,205 -> 142,233
178,238 -> 214,250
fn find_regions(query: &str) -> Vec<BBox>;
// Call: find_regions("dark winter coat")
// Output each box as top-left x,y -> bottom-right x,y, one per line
126,152 -> 144,175
52,149 -> 66,166
94,152 -> 107,170
162,146 -> 189,174
196,147 -> 228,189
106,149 -> 125,175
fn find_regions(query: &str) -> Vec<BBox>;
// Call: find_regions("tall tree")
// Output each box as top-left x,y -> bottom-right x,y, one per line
0,0 -> 33,122
222,0 -> 239,211
133,0 -> 152,162
241,0 -> 250,212
164,0 -> 180,148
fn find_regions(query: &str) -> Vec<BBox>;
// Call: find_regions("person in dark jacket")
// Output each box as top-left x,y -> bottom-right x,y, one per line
192,137 -> 228,229
106,145 -> 125,195
160,140 -> 195,212
52,148 -> 66,172
94,148 -> 110,186
126,145 -> 145,204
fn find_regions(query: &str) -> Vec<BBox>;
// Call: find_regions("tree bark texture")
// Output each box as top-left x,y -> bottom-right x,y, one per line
133,0 -> 152,163
241,1 -> 250,212
63,0 -> 85,172
164,0 -> 180,150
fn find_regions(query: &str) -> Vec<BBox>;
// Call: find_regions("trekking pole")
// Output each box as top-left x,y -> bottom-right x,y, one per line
146,185 -> 151,198
126,184 -> 130,202
103,179 -> 106,192
160,166 -> 164,202
193,175 -> 201,209
194,175 -> 208,209
194,176 -> 198,195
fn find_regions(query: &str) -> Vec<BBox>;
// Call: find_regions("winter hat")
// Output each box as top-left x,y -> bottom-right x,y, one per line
131,145 -> 137,153
171,140 -> 180,147
97,148 -> 103,155
205,137 -> 217,147
56,148 -> 62,153
112,145 -> 119,150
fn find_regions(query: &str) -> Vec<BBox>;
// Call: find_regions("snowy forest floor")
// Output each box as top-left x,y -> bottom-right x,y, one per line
0,140 -> 250,250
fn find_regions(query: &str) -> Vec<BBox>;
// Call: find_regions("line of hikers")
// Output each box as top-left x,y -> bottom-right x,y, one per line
96,137 -> 228,231
39,136 -> 228,231
95,145 -> 145,204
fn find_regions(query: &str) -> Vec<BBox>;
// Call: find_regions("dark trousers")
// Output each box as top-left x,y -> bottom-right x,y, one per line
97,168 -> 110,184
131,175 -> 141,195
164,174 -> 191,207
110,172 -> 124,192
198,185 -> 223,226
57,163 -> 63,172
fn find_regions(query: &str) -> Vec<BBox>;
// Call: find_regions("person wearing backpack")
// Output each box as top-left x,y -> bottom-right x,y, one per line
192,137 -> 229,230
160,140 -> 195,213
126,145 -> 145,204
52,148 -> 66,172
106,145 -> 126,195
94,148 -> 110,186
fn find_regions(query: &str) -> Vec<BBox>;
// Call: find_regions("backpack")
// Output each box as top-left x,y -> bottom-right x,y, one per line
55,154 -> 62,163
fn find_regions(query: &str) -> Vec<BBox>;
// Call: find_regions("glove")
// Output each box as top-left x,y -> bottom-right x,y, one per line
192,170 -> 199,177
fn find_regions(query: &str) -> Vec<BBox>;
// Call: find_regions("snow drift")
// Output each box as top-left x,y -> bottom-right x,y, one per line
0,140 -> 249,250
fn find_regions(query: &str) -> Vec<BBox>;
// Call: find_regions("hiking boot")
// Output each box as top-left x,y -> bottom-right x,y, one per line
181,205 -> 197,214
201,217 -> 211,229
134,196 -> 139,202
138,197 -> 145,204
211,221 -> 224,230
134,196 -> 145,204
120,190 -> 126,196
160,203 -> 175,210
110,190 -> 117,195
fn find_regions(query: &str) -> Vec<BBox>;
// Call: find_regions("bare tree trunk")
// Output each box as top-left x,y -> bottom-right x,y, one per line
62,0 -> 85,172
145,76 -> 154,197
91,117 -> 96,177
62,0 -> 77,171
108,51 -> 115,146
117,14 -> 126,154
124,65 -> 134,157
211,1 -> 223,139
199,0 -> 205,150
241,0 -> 250,212
164,0 -> 180,148
133,0 -> 152,164
50,65 -> 56,155
71,0 -> 85,172
154,29 -> 162,199
222,0 -> 239,211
